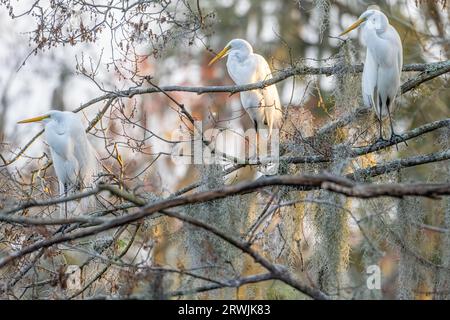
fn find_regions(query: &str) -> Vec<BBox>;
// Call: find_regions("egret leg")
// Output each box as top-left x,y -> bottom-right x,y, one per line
254,120 -> 260,162
376,98 -> 388,142
56,183 -> 69,234
369,100 -> 388,151
377,118 -> 383,141
64,183 -> 68,220
386,102 -> 408,150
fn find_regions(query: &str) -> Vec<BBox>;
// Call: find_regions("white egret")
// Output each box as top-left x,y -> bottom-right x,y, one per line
208,39 -> 283,143
18,110 -> 98,216
340,6 -> 406,146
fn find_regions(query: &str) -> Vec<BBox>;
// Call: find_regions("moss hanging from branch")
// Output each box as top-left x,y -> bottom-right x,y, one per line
396,186 -> 422,299
308,42 -> 358,295
181,164 -> 252,298
313,0 -> 330,43
435,127 -> 450,299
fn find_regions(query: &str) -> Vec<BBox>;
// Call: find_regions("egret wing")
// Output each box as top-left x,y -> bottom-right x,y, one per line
255,54 -> 282,134
362,49 -> 379,112
67,113 -> 97,188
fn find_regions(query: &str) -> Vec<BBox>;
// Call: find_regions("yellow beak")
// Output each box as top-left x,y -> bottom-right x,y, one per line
17,114 -> 50,124
208,45 -> 231,66
339,18 -> 366,36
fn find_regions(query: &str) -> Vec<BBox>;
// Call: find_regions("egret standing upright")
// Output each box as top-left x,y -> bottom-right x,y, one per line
208,39 -> 283,155
340,6 -> 406,147
18,110 -> 98,216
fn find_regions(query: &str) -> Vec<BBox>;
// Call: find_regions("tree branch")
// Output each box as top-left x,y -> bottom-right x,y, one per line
174,120 -> 450,196
1,171 -> 449,268
166,273 -> 274,297
158,209 -> 327,300
350,149 -> 450,180
3,60 -> 449,167
87,60 -> 450,96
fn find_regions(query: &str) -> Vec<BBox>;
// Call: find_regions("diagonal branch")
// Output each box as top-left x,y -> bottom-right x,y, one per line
4,148 -> 449,223
3,61 -> 449,167
1,171 -> 449,269
349,149 -> 450,180
174,121 -> 450,196
158,209 -> 328,300
167,272 -> 274,297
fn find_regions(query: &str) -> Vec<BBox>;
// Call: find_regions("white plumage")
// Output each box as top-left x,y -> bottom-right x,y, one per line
18,110 -> 98,215
209,39 -> 283,139
341,7 -> 405,144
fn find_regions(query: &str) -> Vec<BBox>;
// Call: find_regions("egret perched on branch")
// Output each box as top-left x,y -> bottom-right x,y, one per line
18,111 -> 98,216
340,6 -> 406,146
208,39 -> 283,143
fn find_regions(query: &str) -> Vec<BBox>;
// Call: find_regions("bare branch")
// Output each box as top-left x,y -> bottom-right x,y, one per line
3,60 -> 448,168
1,171 -> 449,268
167,273 -> 274,297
